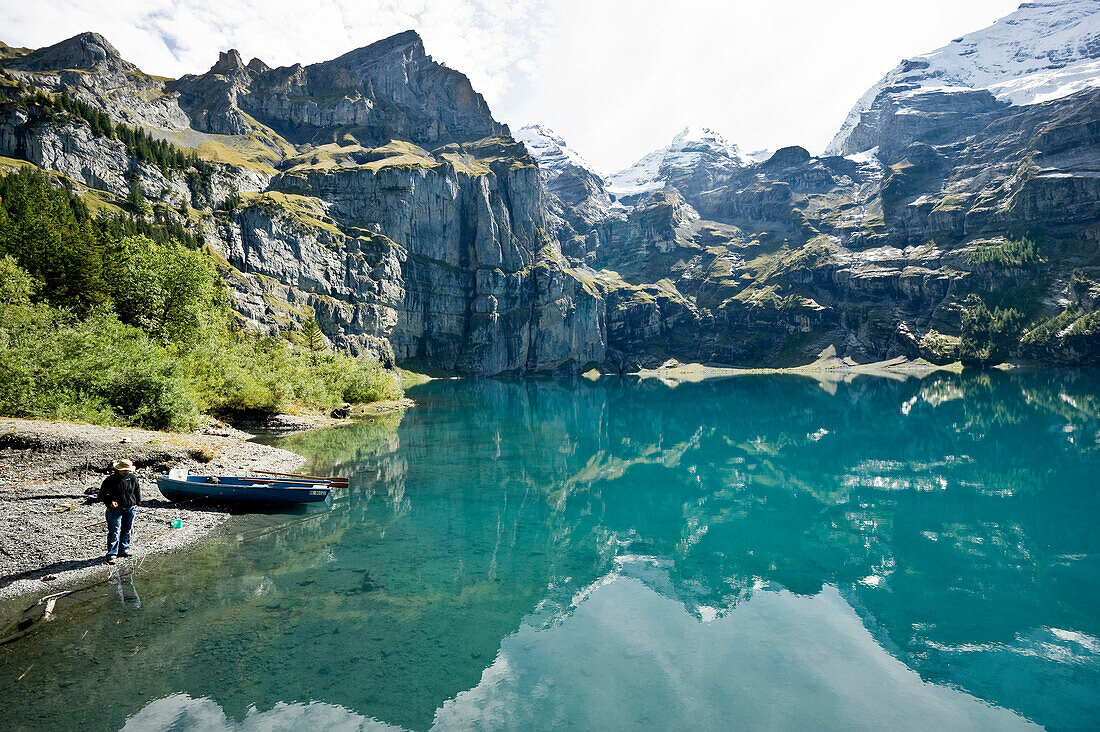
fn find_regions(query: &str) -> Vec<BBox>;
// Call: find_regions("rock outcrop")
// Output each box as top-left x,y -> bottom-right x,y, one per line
255,137 -> 607,372
6,32 -> 191,130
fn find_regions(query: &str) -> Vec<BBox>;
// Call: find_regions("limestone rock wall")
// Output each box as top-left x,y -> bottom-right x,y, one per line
222,153 -> 606,374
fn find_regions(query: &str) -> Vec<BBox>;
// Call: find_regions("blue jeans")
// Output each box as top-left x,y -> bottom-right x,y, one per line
106,506 -> 136,557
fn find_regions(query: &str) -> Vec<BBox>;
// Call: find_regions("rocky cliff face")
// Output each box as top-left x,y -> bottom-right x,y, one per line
168,30 -> 507,147
263,136 -> 606,372
558,84 -> 1099,367
2,8 -> 1099,372
215,134 -> 609,374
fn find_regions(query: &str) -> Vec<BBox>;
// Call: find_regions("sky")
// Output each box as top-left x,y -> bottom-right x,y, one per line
3,0 -> 1025,173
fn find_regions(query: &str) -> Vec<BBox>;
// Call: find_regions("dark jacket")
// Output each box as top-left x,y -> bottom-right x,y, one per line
100,473 -> 141,508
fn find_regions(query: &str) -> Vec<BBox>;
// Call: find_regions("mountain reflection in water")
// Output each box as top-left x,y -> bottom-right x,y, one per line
0,371 -> 1097,731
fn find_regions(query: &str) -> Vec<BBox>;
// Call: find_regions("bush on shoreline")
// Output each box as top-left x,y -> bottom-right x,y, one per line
0,168 -> 402,430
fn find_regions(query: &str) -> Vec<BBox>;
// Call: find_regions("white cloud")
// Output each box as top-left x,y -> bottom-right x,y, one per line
3,0 -> 1023,171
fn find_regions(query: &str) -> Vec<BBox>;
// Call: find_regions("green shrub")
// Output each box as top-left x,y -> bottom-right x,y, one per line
105,235 -> 226,347
334,356 -> 405,403
0,307 -> 198,430
959,294 -> 1025,367
179,334 -> 401,418
0,254 -> 36,305
0,169 -> 403,430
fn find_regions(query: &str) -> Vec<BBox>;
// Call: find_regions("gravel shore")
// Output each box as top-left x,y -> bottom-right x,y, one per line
0,418 -> 305,604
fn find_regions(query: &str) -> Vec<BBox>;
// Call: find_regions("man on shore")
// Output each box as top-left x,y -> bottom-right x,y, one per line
100,459 -> 141,564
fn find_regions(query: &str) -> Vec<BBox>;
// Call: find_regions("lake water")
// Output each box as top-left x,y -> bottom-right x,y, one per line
1,372 -> 1098,730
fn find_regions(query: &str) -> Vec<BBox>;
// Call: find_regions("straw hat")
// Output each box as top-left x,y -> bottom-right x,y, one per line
112,459 -> 135,472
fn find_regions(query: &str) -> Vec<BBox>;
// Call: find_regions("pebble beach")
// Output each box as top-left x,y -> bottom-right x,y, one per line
0,418 -> 305,605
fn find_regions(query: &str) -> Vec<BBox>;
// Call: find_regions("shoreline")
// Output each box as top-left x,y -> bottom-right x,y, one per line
0,417 -> 309,611
0,399 -> 417,617
224,398 -> 417,435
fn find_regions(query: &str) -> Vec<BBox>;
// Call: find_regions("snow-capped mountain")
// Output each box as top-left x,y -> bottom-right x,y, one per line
829,0 -> 1100,155
516,124 -> 612,228
608,126 -> 747,204
515,124 -> 605,186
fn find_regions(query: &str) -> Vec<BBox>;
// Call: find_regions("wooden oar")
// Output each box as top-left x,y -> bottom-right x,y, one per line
252,469 -> 346,481
262,476 -> 348,487
241,474 -> 343,483
252,470 -> 348,485
201,475 -> 346,488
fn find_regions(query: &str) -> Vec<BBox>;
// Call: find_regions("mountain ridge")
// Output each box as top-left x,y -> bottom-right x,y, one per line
1,9 -> 1098,372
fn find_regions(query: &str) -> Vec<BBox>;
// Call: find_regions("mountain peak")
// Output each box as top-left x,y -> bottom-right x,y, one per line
332,29 -> 426,69
210,49 -> 246,75
70,31 -> 114,49
378,29 -> 424,48
608,125 -> 746,202
519,123 -> 563,142
8,31 -> 132,73
516,124 -> 603,177
170,26 -> 503,145
673,125 -> 721,142
669,125 -> 743,159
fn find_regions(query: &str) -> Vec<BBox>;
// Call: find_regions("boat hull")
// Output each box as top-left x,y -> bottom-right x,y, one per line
156,476 -> 331,505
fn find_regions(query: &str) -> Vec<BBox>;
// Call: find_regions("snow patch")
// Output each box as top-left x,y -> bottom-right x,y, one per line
847,146 -> 878,167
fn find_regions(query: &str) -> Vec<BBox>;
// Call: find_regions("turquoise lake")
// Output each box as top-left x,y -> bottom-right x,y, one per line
1,372 -> 1098,730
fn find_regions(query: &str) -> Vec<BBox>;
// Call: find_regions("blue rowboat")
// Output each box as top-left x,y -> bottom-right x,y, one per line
156,474 -> 331,505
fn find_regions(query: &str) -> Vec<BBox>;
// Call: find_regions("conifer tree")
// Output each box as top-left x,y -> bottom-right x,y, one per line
302,317 -> 327,360
127,175 -> 149,214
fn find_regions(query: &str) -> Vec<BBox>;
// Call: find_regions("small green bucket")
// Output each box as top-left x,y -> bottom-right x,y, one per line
171,519 -> 183,529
